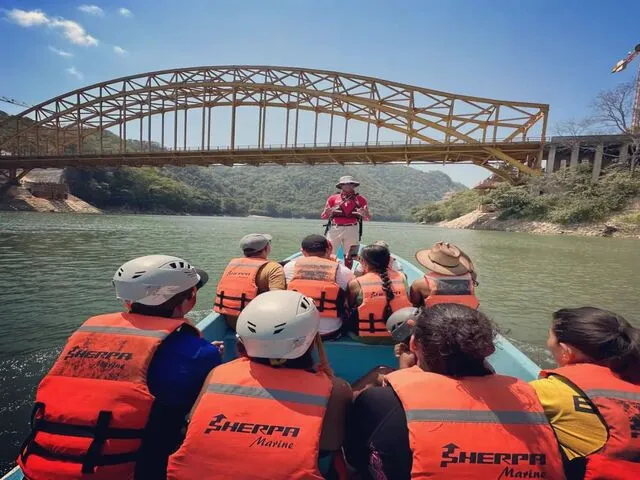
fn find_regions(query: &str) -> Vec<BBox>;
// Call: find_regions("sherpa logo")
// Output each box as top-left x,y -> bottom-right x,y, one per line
204,413 -> 301,450
64,345 -> 133,361
440,443 -> 547,478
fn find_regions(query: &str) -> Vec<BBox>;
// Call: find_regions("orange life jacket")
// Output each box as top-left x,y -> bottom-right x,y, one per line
540,363 -> 640,480
17,312 -> 196,480
424,271 -> 479,309
288,257 -> 342,318
386,366 -> 565,479
357,270 -> 411,337
167,357 -> 332,480
214,257 -> 269,315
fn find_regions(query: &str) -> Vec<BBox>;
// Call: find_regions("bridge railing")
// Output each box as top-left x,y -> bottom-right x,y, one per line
3,137 -> 546,157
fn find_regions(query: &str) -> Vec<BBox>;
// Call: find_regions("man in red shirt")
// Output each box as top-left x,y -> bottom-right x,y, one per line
321,175 -> 371,268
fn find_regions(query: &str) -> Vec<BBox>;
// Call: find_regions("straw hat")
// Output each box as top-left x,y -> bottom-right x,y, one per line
415,242 -> 473,276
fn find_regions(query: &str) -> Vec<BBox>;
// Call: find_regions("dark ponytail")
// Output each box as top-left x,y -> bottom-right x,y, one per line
552,307 -> 640,381
361,245 -> 394,319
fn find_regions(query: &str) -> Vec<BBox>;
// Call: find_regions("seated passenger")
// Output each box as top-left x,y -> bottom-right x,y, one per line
168,290 -> 353,480
17,255 -> 223,480
353,240 -> 403,277
214,233 -> 286,330
344,304 -> 564,480
285,234 -> 354,339
347,244 -> 411,343
531,307 -> 640,480
410,241 -> 479,309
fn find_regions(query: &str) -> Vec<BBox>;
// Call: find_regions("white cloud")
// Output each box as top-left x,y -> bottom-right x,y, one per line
117,8 -> 132,17
113,46 -> 127,56
49,45 -> 73,57
6,8 -> 49,27
5,8 -> 98,47
78,5 -> 104,16
66,66 -> 84,80
49,18 -> 98,46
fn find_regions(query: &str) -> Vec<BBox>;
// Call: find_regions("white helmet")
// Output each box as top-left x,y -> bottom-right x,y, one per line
112,255 -> 205,306
236,290 -> 319,360
387,307 -> 420,342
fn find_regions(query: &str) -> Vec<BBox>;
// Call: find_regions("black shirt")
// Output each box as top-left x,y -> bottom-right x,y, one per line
344,386 -> 412,480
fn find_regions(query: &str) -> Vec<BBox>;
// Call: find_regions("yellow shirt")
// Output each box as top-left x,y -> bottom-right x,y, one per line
530,375 -> 608,460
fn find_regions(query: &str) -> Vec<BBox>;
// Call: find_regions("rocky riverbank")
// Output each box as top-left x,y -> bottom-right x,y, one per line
435,207 -> 640,239
0,185 -> 101,214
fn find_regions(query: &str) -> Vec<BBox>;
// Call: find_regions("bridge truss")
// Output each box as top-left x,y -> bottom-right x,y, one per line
0,66 -> 549,183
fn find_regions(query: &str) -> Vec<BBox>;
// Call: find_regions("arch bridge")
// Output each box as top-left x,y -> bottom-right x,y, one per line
0,66 -> 549,184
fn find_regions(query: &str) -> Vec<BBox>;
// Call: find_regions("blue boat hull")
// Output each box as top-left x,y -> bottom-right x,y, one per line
2,248 -> 540,480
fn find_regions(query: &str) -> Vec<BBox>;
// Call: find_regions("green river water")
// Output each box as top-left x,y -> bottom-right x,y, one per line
0,212 -> 638,474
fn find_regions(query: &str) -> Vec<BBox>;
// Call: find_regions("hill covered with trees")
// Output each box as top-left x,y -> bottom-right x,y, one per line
65,164 -> 465,220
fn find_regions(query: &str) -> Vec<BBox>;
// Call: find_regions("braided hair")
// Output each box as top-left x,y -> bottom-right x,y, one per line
361,244 -> 395,319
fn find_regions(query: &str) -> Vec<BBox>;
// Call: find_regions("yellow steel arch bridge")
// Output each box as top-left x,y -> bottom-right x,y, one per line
0,65 -> 549,184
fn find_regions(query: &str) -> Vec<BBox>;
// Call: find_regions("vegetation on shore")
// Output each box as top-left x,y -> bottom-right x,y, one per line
413,165 -> 640,225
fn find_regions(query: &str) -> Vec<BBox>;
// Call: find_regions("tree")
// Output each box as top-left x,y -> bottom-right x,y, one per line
592,81 -> 640,172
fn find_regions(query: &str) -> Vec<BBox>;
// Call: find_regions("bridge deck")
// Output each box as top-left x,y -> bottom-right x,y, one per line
0,141 -> 542,169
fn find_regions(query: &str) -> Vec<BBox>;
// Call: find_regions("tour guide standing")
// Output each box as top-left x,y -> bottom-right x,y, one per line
321,176 -> 370,268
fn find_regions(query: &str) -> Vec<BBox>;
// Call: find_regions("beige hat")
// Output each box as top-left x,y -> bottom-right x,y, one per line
336,175 -> 360,188
415,242 -> 473,276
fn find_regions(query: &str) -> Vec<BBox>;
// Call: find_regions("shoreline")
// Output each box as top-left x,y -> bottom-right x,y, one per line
430,209 -> 640,239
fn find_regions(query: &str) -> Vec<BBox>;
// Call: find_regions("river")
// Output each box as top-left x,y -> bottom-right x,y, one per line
0,212 -> 638,475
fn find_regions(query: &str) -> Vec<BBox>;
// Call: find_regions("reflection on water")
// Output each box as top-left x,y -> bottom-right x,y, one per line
0,212 -> 638,474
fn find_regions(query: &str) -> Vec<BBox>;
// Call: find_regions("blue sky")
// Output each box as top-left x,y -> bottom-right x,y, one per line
1,0 -> 640,186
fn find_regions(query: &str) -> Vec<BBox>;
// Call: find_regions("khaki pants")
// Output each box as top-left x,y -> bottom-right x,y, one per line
327,223 -> 360,258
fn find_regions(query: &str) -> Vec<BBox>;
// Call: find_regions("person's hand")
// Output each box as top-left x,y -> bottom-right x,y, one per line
212,341 -> 224,356
330,206 -> 342,214
351,365 -> 395,397
394,343 -> 417,370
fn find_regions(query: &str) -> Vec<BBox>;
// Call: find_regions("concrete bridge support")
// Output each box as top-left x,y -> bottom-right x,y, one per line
546,145 -> 557,174
570,144 -> 580,168
543,135 -> 635,182
592,144 -> 604,182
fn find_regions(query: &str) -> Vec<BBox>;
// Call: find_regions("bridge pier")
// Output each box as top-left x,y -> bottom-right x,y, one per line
592,144 -> 604,182
545,145 -> 557,174
570,144 -> 580,168
0,168 -> 30,186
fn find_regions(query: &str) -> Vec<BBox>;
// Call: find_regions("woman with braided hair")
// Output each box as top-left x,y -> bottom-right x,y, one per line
347,244 -> 411,344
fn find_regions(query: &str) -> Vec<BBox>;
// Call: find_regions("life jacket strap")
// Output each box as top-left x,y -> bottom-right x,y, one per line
24,441 -> 139,467
82,411 -> 112,473
32,418 -> 144,439
20,403 -> 142,471
363,313 -> 387,333
214,291 -> 250,312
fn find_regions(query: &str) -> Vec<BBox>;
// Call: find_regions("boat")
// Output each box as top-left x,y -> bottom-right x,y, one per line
1,247 -> 540,480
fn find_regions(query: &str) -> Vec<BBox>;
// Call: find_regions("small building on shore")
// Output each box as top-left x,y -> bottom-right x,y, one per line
22,169 -> 69,200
